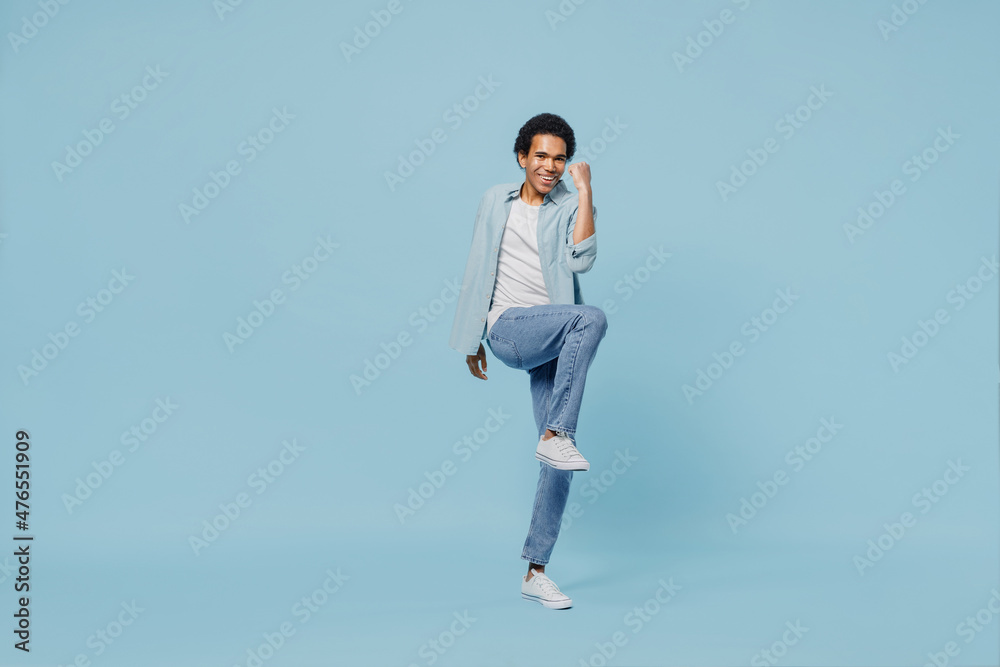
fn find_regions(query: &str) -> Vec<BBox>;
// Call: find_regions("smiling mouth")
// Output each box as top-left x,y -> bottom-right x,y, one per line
539,174 -> 556,185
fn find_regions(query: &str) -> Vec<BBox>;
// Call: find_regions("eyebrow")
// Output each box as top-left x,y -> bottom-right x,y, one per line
534,151 -> 567,158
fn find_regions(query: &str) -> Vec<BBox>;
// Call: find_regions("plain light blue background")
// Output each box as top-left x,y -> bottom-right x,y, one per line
0,1 -> 997,665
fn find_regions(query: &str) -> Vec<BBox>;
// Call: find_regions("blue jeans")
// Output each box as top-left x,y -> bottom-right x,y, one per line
486,304 -> 608,565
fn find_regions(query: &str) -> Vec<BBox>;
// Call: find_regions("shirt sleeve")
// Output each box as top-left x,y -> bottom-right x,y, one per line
449,190 -> 491,355
565,203 -> 597,273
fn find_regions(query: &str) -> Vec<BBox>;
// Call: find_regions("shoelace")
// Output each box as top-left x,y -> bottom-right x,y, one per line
532,574 -> 562,597
555,436 -> 580,459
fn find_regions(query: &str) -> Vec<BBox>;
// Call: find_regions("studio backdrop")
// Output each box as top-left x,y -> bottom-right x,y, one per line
1,1 -> 998,666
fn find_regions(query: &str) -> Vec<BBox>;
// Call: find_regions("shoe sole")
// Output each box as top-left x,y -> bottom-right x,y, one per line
522,592 -> 572,609
535,451 -> 590,471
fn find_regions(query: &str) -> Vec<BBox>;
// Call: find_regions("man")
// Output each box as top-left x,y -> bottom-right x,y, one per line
449,112 -> 608,610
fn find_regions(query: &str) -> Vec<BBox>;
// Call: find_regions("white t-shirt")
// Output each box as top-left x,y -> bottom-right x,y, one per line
486,196 -> 551,335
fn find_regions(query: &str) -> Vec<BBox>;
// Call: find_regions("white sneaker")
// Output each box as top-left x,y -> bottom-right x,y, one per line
521,568 -> 572,609
536,431 -> 589,471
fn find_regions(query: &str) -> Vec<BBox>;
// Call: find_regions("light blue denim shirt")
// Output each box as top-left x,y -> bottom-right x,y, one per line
449,178 -> 598,356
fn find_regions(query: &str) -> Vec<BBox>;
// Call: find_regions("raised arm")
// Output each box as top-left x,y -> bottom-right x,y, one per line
567,162 -> 594,245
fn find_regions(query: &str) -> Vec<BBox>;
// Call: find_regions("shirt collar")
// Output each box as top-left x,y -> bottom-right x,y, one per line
504,178 -> 571,206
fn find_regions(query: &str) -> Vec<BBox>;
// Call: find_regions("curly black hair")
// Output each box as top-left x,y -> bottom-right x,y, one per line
513,113 -> 576,168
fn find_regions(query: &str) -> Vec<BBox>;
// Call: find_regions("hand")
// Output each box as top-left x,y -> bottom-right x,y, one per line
567,161 -> 591,192
466,343 -> 488,380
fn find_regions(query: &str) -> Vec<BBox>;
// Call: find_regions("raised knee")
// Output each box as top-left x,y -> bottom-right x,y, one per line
584,306 -> 608,337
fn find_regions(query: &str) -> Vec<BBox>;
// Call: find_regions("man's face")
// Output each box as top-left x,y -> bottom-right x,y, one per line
518,133 -> 567,197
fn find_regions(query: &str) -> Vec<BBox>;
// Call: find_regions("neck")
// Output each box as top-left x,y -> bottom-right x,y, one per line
520,181 -> 545,206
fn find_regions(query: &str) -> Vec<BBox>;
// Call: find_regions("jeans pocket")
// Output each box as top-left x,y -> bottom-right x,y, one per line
488,332 -> 522,370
